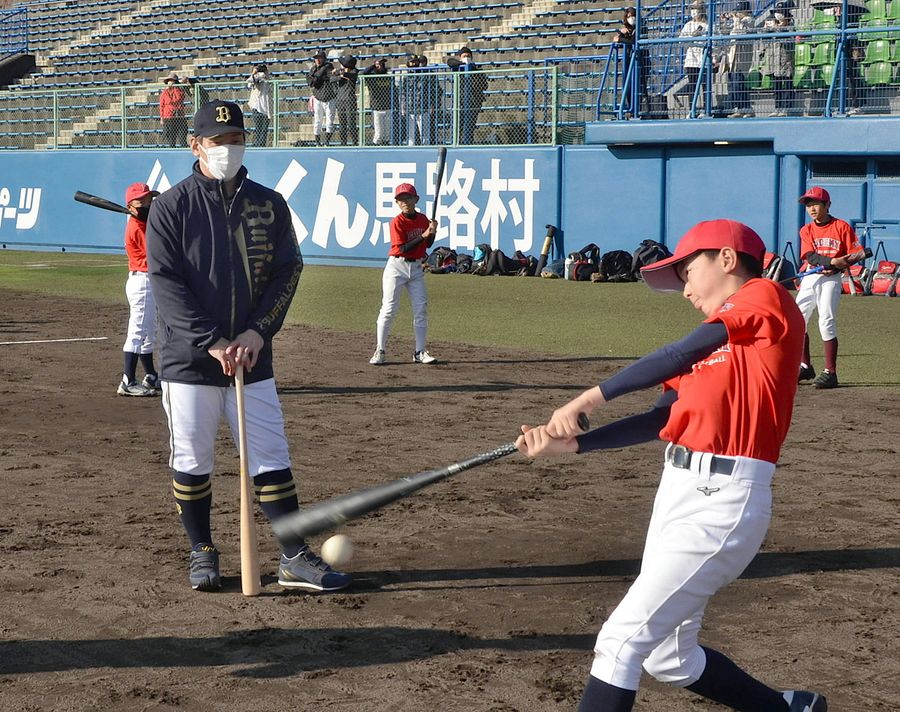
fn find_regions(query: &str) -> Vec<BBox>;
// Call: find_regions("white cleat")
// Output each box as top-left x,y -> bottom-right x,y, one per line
782,690 -> 828,712
413,350 -> 436,364
369,349 -> 385,365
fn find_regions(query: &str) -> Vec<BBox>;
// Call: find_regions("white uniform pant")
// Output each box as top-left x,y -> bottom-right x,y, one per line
372,109 -> 391,144
795,272 -> 841,341
376,256 -> 428,353
313,97 -> 335,135
406,113 -> 431,145
161,378 -> 291,477
123,271 -> 156,354
590,448 -> 775,691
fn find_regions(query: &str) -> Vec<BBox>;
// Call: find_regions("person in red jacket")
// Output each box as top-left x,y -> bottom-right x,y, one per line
369,182 -> 438,365
159,72 -> 189,147
118,182 -> 160,396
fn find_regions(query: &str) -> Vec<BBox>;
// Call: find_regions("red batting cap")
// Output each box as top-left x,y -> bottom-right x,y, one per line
641,219 -> 766,292
394,182 -> 419,198
125,182 -> 159,204
798,186 -> 830,205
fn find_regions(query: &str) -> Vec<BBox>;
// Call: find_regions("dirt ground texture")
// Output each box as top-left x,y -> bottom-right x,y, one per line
0,289 -> 898,712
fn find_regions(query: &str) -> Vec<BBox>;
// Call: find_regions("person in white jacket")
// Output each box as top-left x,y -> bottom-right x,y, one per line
679,2 -> 709,115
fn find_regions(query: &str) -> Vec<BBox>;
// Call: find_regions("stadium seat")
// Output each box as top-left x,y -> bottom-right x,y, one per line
863,39 -> 892,62
810,42 -> 836,65
795,43 -> 813,66
864,61 -> 894,83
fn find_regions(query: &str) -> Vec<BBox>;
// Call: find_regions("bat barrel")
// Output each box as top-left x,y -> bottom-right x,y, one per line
272,441 -> 517,544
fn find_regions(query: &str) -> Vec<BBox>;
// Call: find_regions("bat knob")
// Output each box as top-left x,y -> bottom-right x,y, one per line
577,413 -> 590,432
864,247 -> 873,258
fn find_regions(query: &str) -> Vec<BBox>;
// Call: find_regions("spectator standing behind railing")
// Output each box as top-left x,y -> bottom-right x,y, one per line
159,72 -> 189,147
334,55 -> 359,145
307,51 -> 337,146
246,64 -> 272,147
398,54 -> 420,145
723,1 -> 755,117
446,46 -> 487,144
757,4 -> 794,117
613,6 -> 650,118
678,2 -> 709,117
361,57 -> 393,145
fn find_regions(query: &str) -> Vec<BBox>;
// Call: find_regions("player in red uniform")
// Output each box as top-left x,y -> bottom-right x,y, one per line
118,182 -> 160,397
369,182 -> 438,366
795,186 -> 867,389
517,220 -> 827,712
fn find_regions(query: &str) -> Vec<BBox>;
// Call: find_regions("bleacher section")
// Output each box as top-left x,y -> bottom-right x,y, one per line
1,0 -> 900,150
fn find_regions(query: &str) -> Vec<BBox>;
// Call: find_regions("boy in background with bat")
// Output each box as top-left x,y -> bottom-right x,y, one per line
146,100 -> 351,594
517,220 -> 827,712
117,182 -> 161,397
369,181 -> 438,366
794,186 -> 866,389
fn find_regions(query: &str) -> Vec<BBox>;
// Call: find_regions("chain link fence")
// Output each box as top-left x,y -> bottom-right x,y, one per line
0,66 -> 557,150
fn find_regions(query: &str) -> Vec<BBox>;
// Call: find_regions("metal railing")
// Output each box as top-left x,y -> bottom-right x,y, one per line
0,7 -> 28,61
0,65 -> 557,150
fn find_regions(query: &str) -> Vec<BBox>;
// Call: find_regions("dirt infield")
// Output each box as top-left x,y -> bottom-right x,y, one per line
1,289 -> 898,712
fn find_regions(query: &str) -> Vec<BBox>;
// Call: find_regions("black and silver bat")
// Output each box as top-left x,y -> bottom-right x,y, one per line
534,224 -> 557,276
73,191 -> 131,216
430,146 -> 447,222
272,413 -> 590,545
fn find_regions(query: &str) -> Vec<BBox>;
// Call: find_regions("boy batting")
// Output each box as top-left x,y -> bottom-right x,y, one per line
517,220 -> 826,712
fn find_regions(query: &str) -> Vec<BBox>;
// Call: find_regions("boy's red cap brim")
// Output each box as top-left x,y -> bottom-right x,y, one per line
640,219 -> 766,292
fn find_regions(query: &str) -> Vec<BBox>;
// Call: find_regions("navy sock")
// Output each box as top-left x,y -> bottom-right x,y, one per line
254,468 -> 305,557
123,351 -> 139,383
172,472 -> 213,548
139,352 -> 157,377
578,675 -> 636,712
686,647 -> 787,711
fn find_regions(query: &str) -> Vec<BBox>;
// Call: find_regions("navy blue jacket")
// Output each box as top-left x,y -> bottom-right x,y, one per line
146,163 -> 303,386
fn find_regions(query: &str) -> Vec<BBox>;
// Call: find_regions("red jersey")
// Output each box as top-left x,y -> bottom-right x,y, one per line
660,278 -> 805,463
125,216 -> 148,272
799,216 -> 861,263
389,211 -> 431,259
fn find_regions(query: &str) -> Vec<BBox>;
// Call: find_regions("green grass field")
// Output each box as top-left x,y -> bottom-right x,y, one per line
2,250 -> 899,385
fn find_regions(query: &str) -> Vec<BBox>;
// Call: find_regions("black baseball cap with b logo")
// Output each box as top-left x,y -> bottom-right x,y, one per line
192,100 -> 248,137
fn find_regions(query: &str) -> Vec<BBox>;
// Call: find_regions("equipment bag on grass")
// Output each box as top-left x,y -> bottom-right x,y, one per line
565,243 -> 601,281
599,249 -> 636,282
631,239 -> 672,279
426,247 -> 458,274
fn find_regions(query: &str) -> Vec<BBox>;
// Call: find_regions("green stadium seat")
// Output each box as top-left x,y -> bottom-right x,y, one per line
863,39 -> 892,62
748,68 -> 772,90
810,42 -> 836,65
819,63 -> 836,86
865,0 -> 888,17
793,64 -> 817,88
864,61 -> 894,83
795,43 -> 813,66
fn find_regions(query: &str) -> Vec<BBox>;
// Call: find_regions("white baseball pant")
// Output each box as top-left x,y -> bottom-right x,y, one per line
589,447 -> 775,691
375,256 -> 428,353
161,378 -> 291,477
795,272 -> 841,340
123,271 -> 156,354
313,97 -> 335,135
372,110 -> 391,144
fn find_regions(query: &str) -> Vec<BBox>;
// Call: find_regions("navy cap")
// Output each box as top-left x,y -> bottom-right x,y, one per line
192,100 -> 247,137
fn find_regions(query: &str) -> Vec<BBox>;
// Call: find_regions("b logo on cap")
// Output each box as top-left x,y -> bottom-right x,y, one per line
215,106 -> 231,124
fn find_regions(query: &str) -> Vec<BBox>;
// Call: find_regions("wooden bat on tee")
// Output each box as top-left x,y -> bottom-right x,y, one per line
430,146 -> 447,222
272,414 -> 590,545
235,366 -> 261,596
73,191 -> 131,216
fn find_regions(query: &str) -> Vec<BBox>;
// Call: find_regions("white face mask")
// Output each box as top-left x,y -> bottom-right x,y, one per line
626,16 -> 635,25
200,143 -> 245,181
774,12 -> 785,20
690,8 -> 699,18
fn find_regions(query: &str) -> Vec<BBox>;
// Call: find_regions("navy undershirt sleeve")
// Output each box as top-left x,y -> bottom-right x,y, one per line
576,390 -> 678,453
599,321 -> 728,401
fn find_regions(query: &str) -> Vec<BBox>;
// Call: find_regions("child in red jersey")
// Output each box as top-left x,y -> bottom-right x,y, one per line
369,182 -> 438,366
795,186 -> 867,389
517,220 -> 827,712
118,182 -> 160,397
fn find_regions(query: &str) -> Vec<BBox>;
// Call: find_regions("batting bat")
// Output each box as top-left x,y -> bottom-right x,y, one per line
780,246 -> 874,285
235,366 -> 261,596
73,190 -> 131,216
272,413 -> 591,545
430,146 -> 447,222
534,224 -> 557,276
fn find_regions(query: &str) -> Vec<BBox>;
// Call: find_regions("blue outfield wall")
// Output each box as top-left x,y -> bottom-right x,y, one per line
2,127 -> 900,263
